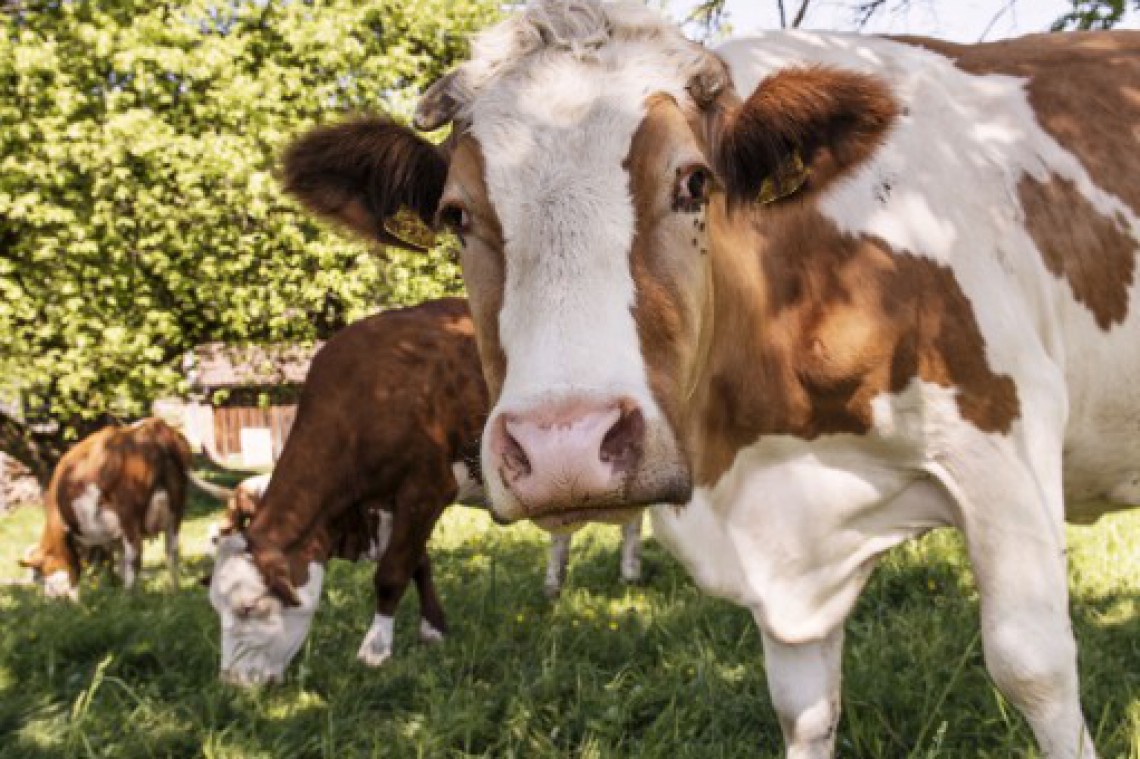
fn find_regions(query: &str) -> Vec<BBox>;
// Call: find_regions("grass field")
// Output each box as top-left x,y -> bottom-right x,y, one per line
1,478 -> 1138,758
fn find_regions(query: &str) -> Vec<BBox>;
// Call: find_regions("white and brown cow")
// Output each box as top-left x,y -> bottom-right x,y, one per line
283,3 -> 1140,756
18,418 -> 220,598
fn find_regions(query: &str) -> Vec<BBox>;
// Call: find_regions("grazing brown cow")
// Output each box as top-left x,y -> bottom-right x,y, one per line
208,300 -> 645,684
19,418 -> 221,598
282,3 -> 1140,756
208,298 -> 490,685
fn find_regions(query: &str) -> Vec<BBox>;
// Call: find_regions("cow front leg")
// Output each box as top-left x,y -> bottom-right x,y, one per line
544,534 -> 572,598
619,515 -> 642,584
760,625 -> 844,759
955,496 -> 1094,756
359,520 -> 414,667
929,424 -> 1095,759
413,553 -> 447,644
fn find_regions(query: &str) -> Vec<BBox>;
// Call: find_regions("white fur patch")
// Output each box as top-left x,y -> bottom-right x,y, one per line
544,532 -> 573,598
209,535 -> 324,686
43,570 -> 76,600
364,511 -> 393,562
451,461 -> 486,506
620,515 -> 642,583
357,613 -> 395,667
71,484 -> 121,547
145,489 -> 170,536
118,541 -> 138,588
418,618 -> 445,644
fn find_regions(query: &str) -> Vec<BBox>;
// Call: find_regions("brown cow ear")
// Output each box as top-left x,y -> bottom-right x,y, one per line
282,116 -> 447,252
250,545 -> 302,607
711,65 -> 898,208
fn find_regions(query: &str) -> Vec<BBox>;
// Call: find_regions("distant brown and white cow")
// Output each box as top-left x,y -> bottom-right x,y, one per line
207,298 -> 491,685
19,418 -> 219,598
283,3 -> 1140,756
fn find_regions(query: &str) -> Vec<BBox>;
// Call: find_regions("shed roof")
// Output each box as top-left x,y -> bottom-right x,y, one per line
188,342 -> 322,390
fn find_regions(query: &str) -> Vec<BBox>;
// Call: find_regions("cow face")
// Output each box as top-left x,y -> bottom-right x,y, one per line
208,535 -> 324,686
282,2 -> 895,527
20,544 -> 79,600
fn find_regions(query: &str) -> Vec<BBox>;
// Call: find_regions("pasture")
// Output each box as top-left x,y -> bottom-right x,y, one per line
0,482 -> 1137,757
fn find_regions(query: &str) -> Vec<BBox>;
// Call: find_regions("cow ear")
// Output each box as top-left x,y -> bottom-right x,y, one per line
282,116 -> 448,252
250,545 -> 303,607
711,66 -> 898,208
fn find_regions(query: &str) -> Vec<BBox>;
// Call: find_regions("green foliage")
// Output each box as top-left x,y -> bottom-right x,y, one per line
1053,0 -> 1140,30
0,0 -> 496,438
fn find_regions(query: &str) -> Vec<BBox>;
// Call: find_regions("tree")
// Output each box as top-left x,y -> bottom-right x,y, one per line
1053,0 -> 1140,29
0,0 -> 500,481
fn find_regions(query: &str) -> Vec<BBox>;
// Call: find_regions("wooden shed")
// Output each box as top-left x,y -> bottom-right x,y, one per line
167,341 -> 322,467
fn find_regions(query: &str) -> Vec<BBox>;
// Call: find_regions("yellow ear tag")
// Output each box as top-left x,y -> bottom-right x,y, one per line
382,207 -> 436,251
757,150 -> 808,205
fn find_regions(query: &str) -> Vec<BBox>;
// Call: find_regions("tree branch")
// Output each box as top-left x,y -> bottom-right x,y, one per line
791,0 -> 813,27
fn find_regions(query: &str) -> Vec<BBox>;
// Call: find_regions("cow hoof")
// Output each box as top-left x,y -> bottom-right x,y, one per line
418,620 -> 446,644
356,647 -> 392,667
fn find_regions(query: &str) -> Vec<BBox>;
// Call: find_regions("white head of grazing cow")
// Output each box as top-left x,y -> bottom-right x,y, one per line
282,0 -> 895,527
209,534 -> 324,686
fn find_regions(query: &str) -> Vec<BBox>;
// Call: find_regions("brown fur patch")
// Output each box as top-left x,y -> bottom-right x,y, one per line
446,137 -> 509,401
242,298 -> 488,617
625,96 -> 709,446
693,203 -> 1020,484
892,33 -> 1140,217
892,32 -> 1140,331
1019,173 -> 1136,329
709,65 -> 899,207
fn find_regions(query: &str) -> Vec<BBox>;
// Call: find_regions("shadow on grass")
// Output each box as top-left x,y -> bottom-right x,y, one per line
0,518 -> 1137,758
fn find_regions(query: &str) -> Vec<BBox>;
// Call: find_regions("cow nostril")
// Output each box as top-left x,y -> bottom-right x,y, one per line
600,406 -> 645,471
500,423 -> 532,481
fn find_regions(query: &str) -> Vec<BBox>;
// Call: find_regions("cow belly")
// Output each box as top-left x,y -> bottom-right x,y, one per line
71,484 -> 122,547
651,438 -> 951,644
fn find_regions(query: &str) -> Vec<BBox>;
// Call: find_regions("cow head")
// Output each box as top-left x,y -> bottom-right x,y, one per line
283,1 -> 895,528
208,534 -> 324,686
19,542 -> 80,599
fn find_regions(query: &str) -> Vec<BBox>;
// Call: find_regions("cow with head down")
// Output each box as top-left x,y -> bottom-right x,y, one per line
282,2 -> 1140,756
207,300 -> 644,684
207,298 -> 488,685
19,418 -> 223,598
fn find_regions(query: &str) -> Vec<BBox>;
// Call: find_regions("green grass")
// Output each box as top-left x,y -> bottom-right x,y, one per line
1,480 -> 1138,758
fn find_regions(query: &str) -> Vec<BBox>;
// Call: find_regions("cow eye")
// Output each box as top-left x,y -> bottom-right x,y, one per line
674,164 -> 712,211
437,202 -> 470,234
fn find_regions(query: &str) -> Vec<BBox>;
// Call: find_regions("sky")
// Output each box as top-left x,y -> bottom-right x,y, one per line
667,0 -> 1139,42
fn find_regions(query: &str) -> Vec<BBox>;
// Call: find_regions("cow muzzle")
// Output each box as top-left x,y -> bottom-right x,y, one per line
486,395 -> 691,525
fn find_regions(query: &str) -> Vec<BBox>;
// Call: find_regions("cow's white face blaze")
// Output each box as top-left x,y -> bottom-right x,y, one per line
208,535 -> 323,686
432,8 -> 722,526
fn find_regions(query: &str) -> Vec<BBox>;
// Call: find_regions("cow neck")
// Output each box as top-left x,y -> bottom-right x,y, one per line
689,198 -> 869,486
39,480 -> 78,577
